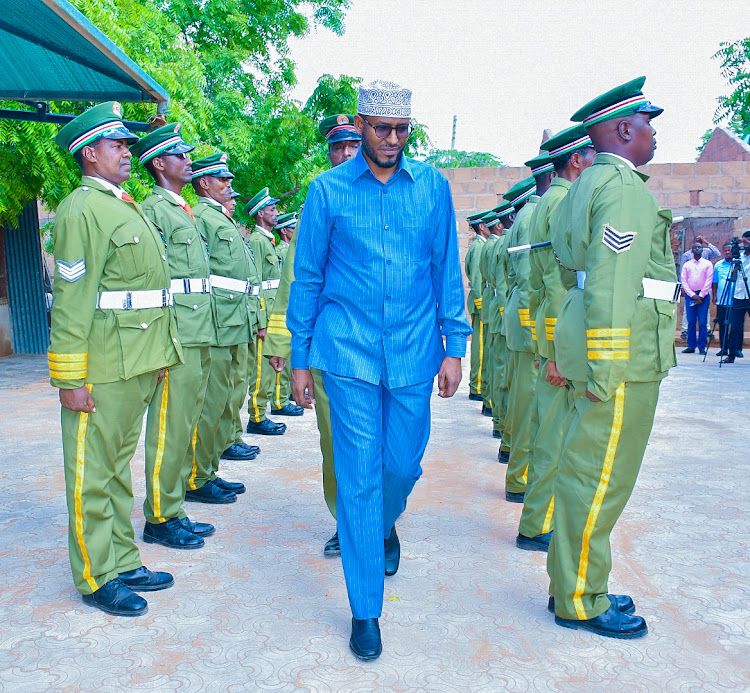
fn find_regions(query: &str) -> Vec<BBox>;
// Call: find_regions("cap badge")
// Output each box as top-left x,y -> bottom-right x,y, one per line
112,102 -> 123,117
337,114 -> 349,125
220,153 -> 228,163
174,123 -> 181,133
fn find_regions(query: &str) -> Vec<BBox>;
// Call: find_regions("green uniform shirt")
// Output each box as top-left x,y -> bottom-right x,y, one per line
246,225 -> 283,313
489,233 -> 510,335
48,177 -> 182,388
550,153 -> 677,401
276,238 -> 290,264
465,235 -> 486,316
141,187 -> 214,347
478,234 -> 498,324
264,232 -> 296,360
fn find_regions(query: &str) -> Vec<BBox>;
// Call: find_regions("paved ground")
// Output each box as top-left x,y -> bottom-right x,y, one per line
0,351 -> 748,692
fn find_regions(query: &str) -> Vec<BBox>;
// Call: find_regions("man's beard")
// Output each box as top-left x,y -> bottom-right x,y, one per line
362,137 -> 402,169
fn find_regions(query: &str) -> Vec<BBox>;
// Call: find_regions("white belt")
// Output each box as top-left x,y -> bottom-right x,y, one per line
170,278 -> 211,294
576,271 -> 680,303
98,289 -> 172,310
262,279 -> 280,290
210,274 -> 260,296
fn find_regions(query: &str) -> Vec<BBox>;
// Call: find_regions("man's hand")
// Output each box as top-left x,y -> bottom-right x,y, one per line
545,360 -> 567,387
258,328 -> 267,340
157,369 -> 166,385
437,357 -> 462,398
269,356 -> 285,373
695,235 -> 705,244
585,389 -> 602,403
292,368 -> 316,409
60,386 -> 96,413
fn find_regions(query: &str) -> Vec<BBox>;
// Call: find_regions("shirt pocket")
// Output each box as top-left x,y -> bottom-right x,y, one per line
171,227 -> 204,272
400,223 -> 432,264
654,299 -> 677,372
212,287 -> 247,328
111,221 -> 148,281
333,218 -> 373,262
115,308 -> 165,379
215,228 -> 239,260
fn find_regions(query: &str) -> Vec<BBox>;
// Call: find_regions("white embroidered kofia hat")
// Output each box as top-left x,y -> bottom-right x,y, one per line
358,80 -> 412,118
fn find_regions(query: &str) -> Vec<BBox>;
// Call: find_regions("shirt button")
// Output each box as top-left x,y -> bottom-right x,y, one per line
386,295 -> 391,300
383,330 -> 390,336
172,338 -> 178,343
193,304 -> 199,310
383,189 -> 388,195
229,294 -> 234,299
162,254 -> 166,261
230,237 -> 234,242
384,225 -> 389,230
187,238 -> 192,244
386,259 -> 392,265
133,236 -> 140,243
140,322 -> 148,329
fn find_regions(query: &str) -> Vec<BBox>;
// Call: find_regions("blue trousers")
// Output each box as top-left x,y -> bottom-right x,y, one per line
685,296 -> 710,350
322,372 -> 433,619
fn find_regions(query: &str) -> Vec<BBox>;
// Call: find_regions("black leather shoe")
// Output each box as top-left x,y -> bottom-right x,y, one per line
492,429 -> 501,439
349,618 -> 382,660
143,518 -> 204,549
271,403 -> 304,416
221,442 -> 259,460
548,594 -> 635,615
681,348 -> 695,353
716,350 -> 727,356
498,448 -> 510,464
119,566 -> 174,592
179,516 -> 215,537
214,476 -> 246,494
481,404 -> 493,417
699,348 -> 706,355
722,356 -> 736,364
384,526 -> 400,576
324,531 -> 340,557
185,479 -> 237,504
516,531 -> 552,552
468,392 -> 483,401
505,490 -> 525,503
82,578 -> 147,616
555,604 -> 647,639
246,418 -> 286,435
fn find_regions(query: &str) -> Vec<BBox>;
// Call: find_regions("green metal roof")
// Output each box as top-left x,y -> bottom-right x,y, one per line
0,0 -> 168,104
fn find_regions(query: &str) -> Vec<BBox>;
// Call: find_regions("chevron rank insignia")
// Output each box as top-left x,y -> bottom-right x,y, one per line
57,259 -> 86,282
602,225 -> 636,254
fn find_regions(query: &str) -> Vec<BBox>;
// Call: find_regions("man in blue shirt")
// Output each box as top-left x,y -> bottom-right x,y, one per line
712,242 -> 733,355
288,80 -> 470,660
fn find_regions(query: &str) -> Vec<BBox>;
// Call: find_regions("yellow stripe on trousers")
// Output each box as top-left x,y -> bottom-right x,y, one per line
251,338 -> 264,421
477,321 -> 484,396
188,425 -> 198,490
542,495 -> 555,534
75,384 -> 98,593
573,381 -> 626,620
275,371 -> 282,409
151,370 -> 169,521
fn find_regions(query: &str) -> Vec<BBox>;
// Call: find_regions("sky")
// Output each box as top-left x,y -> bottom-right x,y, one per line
288,0 -> 750,165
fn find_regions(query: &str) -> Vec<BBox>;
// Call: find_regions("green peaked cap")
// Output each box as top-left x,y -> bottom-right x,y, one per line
245,187 -> 279,217
130,122 -> 194,164
571,76 -> 663,128
503,176 -> 537,208
493,201 -> 514,218
55,101 -> 138,154
191,152 -> 234,179
541,124 -> 593,159
275,212 -> 297,230
319,114 -> 362,143
524,153 -> 554,177
467,210 -> 491,223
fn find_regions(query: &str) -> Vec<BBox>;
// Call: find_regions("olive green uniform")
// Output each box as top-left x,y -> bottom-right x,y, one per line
489,232 -> 511,446
141,187 -> 214,525
503,197 -> 540,495
246,226 -> 283,423
547,153 -> 677,620
478,234 -> 498,409
192,198 -> 263,490
270,238 -> 292,409
49,177 -> 182,594
465,235 -> 486,397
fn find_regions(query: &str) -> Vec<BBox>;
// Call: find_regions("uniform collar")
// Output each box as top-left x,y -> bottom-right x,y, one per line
594,152 -> 649,181
84,175 -> 125,199
154,185 -> 187,206
199,194 -> 230,216
255,224 -> 275,240
550,177 -> 572,190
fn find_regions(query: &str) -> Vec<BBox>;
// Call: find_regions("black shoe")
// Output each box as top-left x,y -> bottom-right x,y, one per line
185,479 -> 237,504
349,618 -> 382,660
214,476 -> 246,494
119,566 -> 174,592
716,350 -> 727,356
681,348 -> 695,354
548,594 -> 636,615
324,531 -> 340,557
82,578 -> 147,617
468,392 -> 483,401
246,418 -> 287,435
498,449 -> 510,464
271,403 -> 304,416
681,330 -> 687,340
481,404 -> 493,417
555,604 -> 647,639
722,356 -> 736,364
699,348 -> 706,355
221,442 -> 259,460
738,351 -> 744,358
516,531 -> 552,552
492,429 -> 502,439
179,516 -> 215,537
384,526 -> 400,576
505,490 -> 525,503
143,518 -> 204,549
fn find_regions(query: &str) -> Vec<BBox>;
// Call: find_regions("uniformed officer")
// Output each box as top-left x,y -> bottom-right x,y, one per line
548,77 -> 676,638
129,124 -> 217,549
189,153 -> 261,504
477,214 -> 501,416
502,173 -> 549,503
263,113 -> 362,558
465,211 -> 491,401
245,187 -> 299,434
516,125 -> 596,552
50,102 -> 181,616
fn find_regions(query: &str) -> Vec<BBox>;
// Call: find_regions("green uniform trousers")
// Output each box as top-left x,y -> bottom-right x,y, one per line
270,358 -> 292,411
247,335 -> 276,422
311,367 -> 337,519
491,332 -> 509,441
144,346 -> 211,524
192,343 -> 248,490
469,315 -> 484,396
547,379 -> 660,621
480,322 -> 493,408
61,372 -> 158,594
506,350 -> 537,494
518,358 -> 572,538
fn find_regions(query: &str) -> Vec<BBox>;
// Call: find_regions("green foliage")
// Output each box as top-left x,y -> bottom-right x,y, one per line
713,38 -> 750,138
424,149 -> 505,168
695,128 -> 715,158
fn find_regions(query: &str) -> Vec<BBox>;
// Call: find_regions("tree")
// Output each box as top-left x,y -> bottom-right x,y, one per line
424,149 -> 505,169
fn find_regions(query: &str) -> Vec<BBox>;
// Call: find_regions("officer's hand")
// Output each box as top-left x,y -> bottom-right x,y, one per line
157,369 -> 166,385
257,328 -> 267,340
585,389 -> 602,403
60,386 -> 96,413
269,356 -> 285,373
534,359 -> 540,369
292,368 -> 316,409
546,360 -> 567,387
437,357 -> 462,398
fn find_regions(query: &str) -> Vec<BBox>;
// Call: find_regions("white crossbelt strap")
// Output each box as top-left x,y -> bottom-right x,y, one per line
262,279 -> 280,290
576,271 -> 680,303
210,274 -> 260,296
170,278 -> 211,294
98,289 -> 172,310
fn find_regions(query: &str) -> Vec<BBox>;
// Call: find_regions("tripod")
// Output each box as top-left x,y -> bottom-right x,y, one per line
714,248 -> 750,368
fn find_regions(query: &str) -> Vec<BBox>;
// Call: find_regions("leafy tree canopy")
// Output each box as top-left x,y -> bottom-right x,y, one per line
424,149 -> 505,169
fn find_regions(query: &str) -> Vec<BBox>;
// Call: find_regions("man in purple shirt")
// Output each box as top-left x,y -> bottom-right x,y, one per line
681,242 -> 713,354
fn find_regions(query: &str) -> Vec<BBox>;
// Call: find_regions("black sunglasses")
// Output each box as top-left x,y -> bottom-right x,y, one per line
361,117 -> 412,140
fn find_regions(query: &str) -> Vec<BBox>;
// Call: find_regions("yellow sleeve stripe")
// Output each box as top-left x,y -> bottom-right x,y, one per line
518,309 -> 530,316
49,352 -> 88,364
499,306 -> 505,315
50,369 -> 87,380
268,314 -> 287,327
474,298 -> 483,309
266,327 -> 291,338
520,320 -> 535,326
50,363 -> 89,374
586,328 -> 630,338
544,318 -> 557,325
588,350 -> 629,360
586,339 -> 630,349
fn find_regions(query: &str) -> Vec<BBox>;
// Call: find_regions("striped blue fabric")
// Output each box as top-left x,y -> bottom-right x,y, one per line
288,149 -> 471,388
